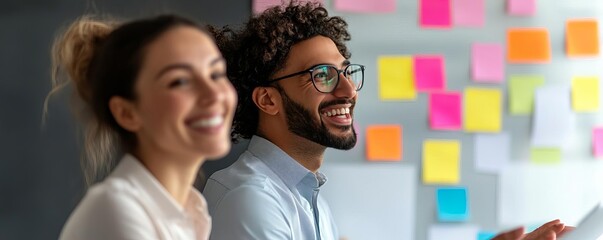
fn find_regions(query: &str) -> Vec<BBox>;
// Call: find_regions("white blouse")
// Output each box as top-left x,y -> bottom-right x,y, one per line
59,154 -> 211,240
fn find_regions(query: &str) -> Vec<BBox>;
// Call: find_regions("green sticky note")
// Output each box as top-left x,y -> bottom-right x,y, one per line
378,56 -> 417,100
530,148 -> 561,164
509,75 -> 545,115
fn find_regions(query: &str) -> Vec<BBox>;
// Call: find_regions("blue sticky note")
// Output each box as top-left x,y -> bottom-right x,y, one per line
436,187 -> 469,221
477,231 -> 496,240
526,224 -> 540,233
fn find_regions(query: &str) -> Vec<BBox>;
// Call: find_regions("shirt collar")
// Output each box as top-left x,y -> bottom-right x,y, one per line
248,136 -> 328,200
111,154 -> 206,220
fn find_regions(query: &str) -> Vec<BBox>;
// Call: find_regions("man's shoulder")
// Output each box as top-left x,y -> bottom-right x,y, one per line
206,151 -> 270,187
204,169 -> 273,196
203,151 -> 287,209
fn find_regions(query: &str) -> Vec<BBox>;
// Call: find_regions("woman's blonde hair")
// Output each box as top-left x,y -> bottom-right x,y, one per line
45,15 -> 206,185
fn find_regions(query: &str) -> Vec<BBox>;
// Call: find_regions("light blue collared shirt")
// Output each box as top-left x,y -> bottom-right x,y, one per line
203,136 -> 338,240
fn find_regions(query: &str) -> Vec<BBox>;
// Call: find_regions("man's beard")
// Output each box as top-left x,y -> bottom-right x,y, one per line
278,88 -> 357,150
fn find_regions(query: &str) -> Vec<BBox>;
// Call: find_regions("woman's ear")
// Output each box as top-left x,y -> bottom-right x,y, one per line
252,87 -> 280,116
108,96 -> 141,132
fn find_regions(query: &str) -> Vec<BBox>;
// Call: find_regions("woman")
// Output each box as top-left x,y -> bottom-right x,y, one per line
46,14 -> 236,239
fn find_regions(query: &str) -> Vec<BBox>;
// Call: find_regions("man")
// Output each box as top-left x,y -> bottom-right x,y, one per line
204,3 -> 571,240
204,3 -> 356,239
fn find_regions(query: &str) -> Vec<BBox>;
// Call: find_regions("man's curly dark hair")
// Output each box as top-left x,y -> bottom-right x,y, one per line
210,2 -> 352,142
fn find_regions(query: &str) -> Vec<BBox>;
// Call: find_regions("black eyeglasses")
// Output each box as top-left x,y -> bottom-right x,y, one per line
267,64 -> 365,93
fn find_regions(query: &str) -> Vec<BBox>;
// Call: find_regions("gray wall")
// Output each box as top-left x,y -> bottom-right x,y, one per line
320,0 -> 603,240
0,1 -> 249,239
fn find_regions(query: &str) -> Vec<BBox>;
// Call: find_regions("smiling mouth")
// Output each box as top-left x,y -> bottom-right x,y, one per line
321,107 -> 351,118
188,115 -> 224,129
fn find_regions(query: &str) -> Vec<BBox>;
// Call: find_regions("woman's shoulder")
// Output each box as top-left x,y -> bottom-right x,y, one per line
59,178 -> 156,240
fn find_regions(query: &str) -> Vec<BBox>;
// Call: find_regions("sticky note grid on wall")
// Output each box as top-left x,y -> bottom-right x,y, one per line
308,0 -> 603,239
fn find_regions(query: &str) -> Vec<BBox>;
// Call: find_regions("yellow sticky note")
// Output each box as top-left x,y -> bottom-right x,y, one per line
365,125 -> 402,161
378,56 -> 416,100
572,76 -> 600,112
566,19 -> 599,57
423,139 -> 461,185
465,88 -> 502,132
530,148 -> 562,164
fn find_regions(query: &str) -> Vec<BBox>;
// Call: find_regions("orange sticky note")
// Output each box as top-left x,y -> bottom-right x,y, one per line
507,28 -> 551,63
566,19 -> 599,57
366,125 -> 402,161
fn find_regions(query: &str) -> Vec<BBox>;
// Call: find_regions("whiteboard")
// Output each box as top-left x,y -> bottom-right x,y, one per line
319,0 -> 603,239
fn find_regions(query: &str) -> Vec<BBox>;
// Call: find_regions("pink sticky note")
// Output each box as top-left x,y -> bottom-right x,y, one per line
334,0 -> 396,13
507,0 -> 536,16
429,92 -> 462,130
472,43 -> 504,83
453,0 -> 484,27
420,0 -> 452,28
593,127 -> 603,158
252,0 -> 323,14
414,55 -> 446,92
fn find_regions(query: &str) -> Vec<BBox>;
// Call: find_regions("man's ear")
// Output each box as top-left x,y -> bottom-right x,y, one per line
108,96 -> 141,132
252,87 -> 280,116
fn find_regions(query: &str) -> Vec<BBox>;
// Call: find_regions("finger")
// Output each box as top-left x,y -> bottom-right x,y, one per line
551,223 -> 565,234
523,230 -> 556,240
530,219 -> 561,236
492,227 -> 524,240
523,221 -> 561,240
557,226 -> 575,237
545,230 -> 557,240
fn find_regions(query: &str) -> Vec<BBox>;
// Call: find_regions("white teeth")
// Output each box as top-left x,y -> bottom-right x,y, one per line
190,115 -> 223,128
323,107 -> 351,117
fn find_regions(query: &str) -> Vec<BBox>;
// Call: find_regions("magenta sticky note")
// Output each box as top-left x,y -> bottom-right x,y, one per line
429,92 -> 462,130
414,55 -> 446,92
353,121 -> 360,137
593,127 -> 603,158
507,0 -> 536,16
420,0 -> 452,28
253,0 -> 323,14
472,43 -> 505,83
453,0 -> 484,27
334,0 -> 396,13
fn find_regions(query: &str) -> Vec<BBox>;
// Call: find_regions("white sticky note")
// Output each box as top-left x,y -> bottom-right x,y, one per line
474,133 -> 510,173
320,164 -> 417,240
428,225 -> 479,240
531,85 -> 575,148
499,162 -> 603,227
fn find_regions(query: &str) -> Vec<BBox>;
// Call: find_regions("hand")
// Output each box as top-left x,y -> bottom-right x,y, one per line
492,219 -> 574,240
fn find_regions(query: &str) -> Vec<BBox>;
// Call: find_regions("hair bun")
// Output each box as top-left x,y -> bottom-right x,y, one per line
50,16 -> 116,104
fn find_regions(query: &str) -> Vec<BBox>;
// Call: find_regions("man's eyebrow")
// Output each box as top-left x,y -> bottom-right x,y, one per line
305,60 -> 351,70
